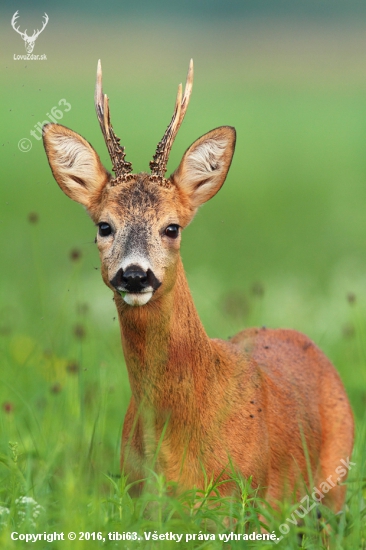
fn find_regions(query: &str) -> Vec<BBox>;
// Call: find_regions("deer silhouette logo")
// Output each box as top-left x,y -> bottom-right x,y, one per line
11,11 -> 48,54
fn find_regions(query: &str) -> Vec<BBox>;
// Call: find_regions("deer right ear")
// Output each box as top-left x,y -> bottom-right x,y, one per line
171,126 -> 236,212
42,123 -> 110,208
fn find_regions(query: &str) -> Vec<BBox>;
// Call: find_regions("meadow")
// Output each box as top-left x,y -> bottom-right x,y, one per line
0,14 -> 366,548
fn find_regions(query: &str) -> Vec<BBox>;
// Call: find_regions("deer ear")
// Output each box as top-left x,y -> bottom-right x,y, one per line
42,123 -> 110,208
171,126 -> 236,210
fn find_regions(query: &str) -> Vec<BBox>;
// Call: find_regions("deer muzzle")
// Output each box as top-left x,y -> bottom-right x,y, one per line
110,265 -> 161,306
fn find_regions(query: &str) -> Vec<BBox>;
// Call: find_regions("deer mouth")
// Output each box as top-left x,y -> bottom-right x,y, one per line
119,289 -> 153,307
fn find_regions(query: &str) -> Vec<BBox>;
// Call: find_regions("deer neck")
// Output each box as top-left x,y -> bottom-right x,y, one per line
115,256 -> 213,409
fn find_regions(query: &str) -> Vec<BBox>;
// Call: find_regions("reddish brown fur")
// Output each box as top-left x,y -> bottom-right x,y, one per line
117,258 -> 353,509
43,112 -> 354,512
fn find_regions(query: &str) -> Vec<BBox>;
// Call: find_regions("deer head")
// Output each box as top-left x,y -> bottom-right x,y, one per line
43,61 -> 236,307
11,11 -> 48,54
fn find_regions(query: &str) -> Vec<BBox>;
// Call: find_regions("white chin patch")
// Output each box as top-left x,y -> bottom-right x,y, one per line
122,291 -> 153,307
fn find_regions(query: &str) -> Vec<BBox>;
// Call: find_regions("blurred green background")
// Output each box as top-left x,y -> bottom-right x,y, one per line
0,0 -> 365,542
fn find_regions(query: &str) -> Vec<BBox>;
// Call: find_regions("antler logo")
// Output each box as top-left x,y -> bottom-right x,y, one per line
11,11 -> 49,54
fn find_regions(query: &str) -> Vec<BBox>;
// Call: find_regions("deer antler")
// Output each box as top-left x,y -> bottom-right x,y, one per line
95,60 -> 132,177
150,59 -> 193,178
32,13 -> 49,40
11,11 -> 27,39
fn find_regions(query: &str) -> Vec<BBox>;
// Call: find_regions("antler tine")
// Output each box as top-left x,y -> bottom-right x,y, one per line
150,59 -> 194,177
11,11 -> 26,38
11,10 -> 19,27
33,13 -> 49,39
94,59 -> 132,177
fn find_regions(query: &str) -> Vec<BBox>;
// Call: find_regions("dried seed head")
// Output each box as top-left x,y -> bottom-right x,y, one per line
70,248 -> 82,262
28,212 -> 39,224
73,324 -> 86,339
3,402 -> 14,413
50,383 -> 62,394
66,361 -> 80,374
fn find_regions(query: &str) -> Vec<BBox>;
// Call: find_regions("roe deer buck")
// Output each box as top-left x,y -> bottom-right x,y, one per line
43,60 -> 354,509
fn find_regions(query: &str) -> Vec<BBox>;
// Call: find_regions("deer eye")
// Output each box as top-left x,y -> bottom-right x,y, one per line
98,222 -> 112,237
164,224 -> 180,239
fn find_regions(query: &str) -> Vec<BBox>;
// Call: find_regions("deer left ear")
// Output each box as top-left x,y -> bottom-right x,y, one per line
171,126 -> 236,210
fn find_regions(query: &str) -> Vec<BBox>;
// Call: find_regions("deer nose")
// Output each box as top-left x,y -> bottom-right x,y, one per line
110,265 -> 149,293
122,266 -> 148,292
110,265 -> 162,294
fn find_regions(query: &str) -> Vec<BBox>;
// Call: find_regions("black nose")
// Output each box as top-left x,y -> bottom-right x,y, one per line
110,265 -> 162,293
122,266 -> 148,292
110,265 -> 149,293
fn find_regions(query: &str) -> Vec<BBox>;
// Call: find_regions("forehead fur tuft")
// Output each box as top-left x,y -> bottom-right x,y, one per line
109,172 -> 173,190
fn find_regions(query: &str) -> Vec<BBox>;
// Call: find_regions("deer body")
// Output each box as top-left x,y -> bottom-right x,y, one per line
43,61 -> 354,510
117,224 -> 352,510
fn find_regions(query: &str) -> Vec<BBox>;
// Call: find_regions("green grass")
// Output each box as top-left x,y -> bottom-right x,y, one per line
0,16 -> 366,549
